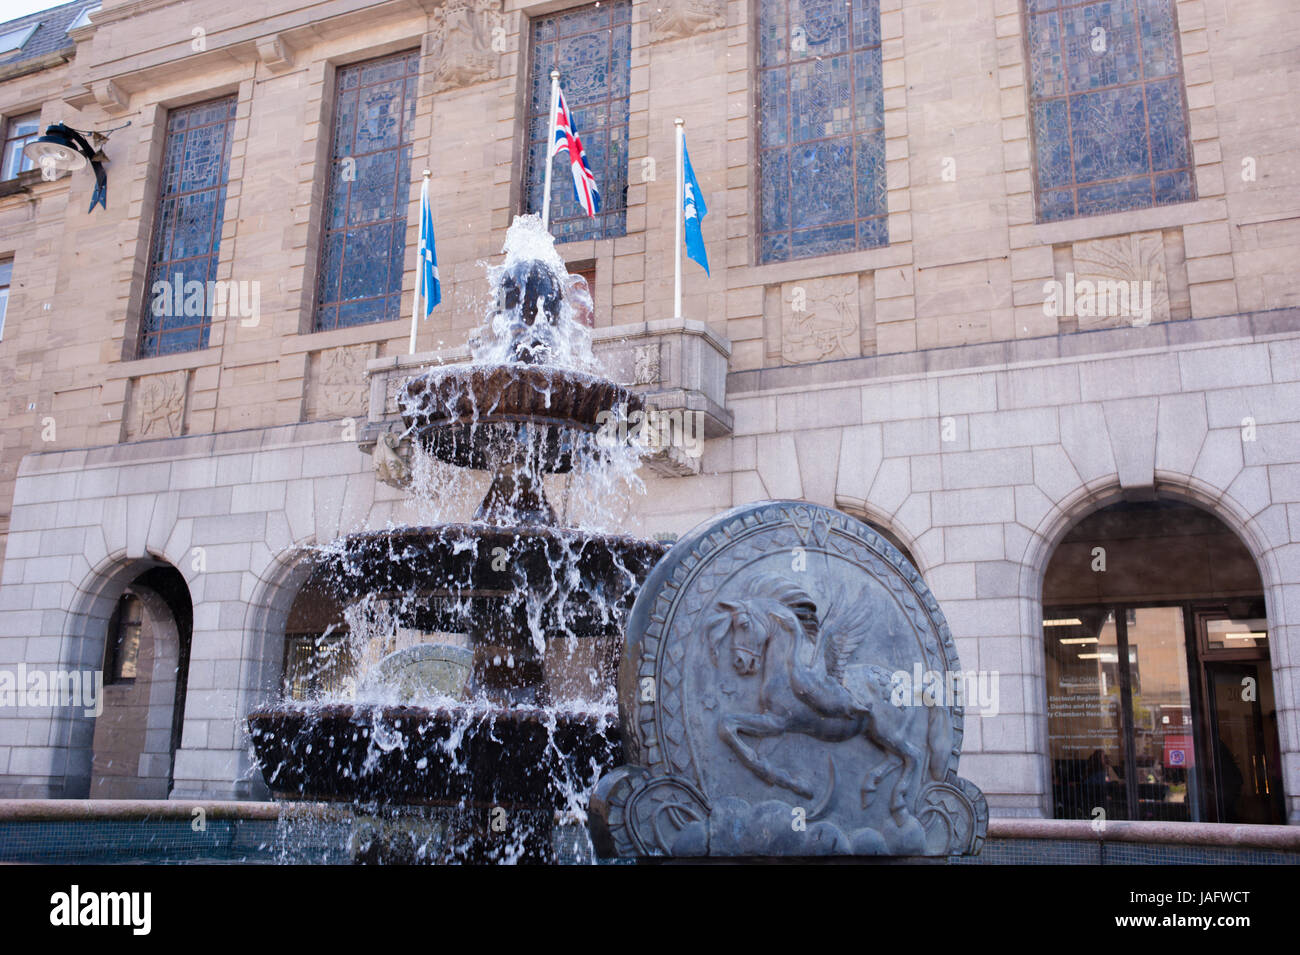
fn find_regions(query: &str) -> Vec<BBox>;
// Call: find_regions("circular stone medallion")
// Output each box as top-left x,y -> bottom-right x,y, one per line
591,500 -> 987,859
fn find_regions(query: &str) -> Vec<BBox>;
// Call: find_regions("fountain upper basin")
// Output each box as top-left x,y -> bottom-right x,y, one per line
402,364 -> 642,472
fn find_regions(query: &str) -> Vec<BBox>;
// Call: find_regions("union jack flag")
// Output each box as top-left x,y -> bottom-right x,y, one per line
551,85 -> 600,218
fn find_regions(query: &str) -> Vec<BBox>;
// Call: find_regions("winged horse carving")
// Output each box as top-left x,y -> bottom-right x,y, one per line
705,573 -> 952,822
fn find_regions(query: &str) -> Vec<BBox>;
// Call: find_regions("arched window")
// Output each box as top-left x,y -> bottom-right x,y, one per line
92,566 -> 193,799
756,0 -> 888,262
1043,500 -> 1284,824
282,578 -> 351,701
1024,0 -> 1195,221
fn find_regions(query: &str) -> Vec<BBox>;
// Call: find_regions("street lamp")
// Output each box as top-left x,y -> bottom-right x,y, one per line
23,121 -> 130,212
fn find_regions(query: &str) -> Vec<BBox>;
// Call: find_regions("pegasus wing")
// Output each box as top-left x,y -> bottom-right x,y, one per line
820,585 -> 871,683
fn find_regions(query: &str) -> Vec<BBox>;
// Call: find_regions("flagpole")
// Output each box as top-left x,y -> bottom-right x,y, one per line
674,117 -> 684,320
541,69 -> 560,231
409,168 -> 431,355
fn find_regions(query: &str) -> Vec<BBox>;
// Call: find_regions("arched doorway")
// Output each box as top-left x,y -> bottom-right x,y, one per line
1042,499 -> 1284,824
89,565 -> 192,798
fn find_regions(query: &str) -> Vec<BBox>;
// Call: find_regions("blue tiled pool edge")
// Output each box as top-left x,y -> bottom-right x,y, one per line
1,817 -> 1297,864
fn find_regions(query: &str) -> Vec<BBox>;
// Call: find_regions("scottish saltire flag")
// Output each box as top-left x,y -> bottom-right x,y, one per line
419,177 -> 440,314
552,85 -> 600,218
682,141 -> 709,275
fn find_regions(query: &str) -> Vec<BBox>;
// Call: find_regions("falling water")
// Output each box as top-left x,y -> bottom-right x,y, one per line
247,214 -> 666,864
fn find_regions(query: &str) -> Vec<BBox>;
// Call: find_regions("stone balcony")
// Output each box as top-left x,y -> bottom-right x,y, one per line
361,316 -> 733,478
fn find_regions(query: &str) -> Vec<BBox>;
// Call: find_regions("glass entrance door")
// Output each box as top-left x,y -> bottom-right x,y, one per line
1204,659 -> 1285,824
1046,601 -> 1286,824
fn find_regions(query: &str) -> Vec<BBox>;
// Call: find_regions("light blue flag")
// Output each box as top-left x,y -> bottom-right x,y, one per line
682,142 -> 709,276
419,178 -> 441,315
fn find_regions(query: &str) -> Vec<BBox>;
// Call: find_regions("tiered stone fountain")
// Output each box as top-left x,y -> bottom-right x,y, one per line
246,216 -> 666,863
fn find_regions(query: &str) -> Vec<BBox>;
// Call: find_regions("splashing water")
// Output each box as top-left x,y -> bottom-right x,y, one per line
468,214 -> 600,373
247,213 -> 667,864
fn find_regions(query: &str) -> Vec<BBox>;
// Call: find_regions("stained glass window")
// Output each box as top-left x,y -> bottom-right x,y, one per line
138,96 -> 236,357
1025,0 -> 1195,222
314,50 -> 419,332
757,0 -> 888,263
524,2 -> 631,243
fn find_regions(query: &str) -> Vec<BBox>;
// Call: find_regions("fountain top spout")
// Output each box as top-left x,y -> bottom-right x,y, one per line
495,260 -> 564,364
470,215 -> 598,373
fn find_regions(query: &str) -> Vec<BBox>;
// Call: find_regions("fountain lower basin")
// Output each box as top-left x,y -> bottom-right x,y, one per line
247,701 -> 620,809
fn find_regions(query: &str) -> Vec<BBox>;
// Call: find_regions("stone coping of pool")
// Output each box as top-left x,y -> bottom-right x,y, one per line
0,801 -> 1296,851
988,818 -> 1300,851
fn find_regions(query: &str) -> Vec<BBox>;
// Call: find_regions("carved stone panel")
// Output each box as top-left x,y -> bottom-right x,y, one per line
632,344 -> 661,385
1069,230 -> 1170,330
307,344 -> 375,420
650,0 -> 726,42
427,0 -> 503,93
590,501 -> 987,859
591,342 -> 663,387
385,375 -> 408,415
778,274 -> 861,365
127,370 -> 188,440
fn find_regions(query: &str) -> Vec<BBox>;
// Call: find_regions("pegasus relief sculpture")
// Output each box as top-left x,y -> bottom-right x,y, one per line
705,573 -> 953,822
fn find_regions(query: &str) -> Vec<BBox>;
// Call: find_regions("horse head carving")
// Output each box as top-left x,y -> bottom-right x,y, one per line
705,573 -> 820,676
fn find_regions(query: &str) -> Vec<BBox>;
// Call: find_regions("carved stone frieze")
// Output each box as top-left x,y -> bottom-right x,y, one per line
1069,230 -> 1170,329
779,274 -> 860,365
307,344 -> 374,420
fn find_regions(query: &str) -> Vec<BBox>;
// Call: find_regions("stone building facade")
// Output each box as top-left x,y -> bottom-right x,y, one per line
0,0 -> 1296,826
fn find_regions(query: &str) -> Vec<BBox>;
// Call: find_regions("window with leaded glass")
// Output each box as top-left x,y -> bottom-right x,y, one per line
138,96 -> 236,358
524,2 -> 631,243
314,51 -> 419,332
757,0 -> 888,264
1025,0 -> 1195,222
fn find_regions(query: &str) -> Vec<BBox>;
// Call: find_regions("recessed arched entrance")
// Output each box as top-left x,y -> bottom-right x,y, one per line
1042,499 -> 1284,824
89,565 -> 192,798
